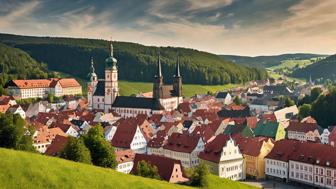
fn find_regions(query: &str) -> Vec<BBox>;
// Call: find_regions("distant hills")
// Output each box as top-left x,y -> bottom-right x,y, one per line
0,33 -> 267,85
220,54 -> 328,68
0,42 -> 55,89
292,54 -> 336,81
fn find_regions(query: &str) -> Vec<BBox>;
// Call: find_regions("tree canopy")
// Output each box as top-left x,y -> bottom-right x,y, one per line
83,125 -> 117,168
133,160 -> 161,180
61,137 -> 92,164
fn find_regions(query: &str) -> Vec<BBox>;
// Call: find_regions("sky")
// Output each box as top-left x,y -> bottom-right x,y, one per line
0,0 -> 335,56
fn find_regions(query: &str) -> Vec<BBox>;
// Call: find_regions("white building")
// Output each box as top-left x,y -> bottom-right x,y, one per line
288,142 -> 336,188
286,121 -> 320,142
199,134 -> 245,180
111,121 -> 147,154
6,78 -> 82,99
265,139 -> 301,182
162,133 -> 204,168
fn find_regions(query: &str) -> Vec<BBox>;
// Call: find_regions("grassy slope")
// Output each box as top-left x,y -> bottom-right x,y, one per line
119,81 -> 240,97
0,148 -> 257,189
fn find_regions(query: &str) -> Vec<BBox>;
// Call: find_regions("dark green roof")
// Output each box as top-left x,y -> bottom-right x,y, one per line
112,96 -> 164,110
253,121 -> 279,138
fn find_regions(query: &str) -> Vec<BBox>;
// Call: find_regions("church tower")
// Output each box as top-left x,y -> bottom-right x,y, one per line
173,55 -> 182,97
153,52 -> 163,99
104,40 -> 119,112
87,57 -> 98,110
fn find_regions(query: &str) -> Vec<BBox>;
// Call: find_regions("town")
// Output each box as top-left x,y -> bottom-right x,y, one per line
1,40 -> 335,189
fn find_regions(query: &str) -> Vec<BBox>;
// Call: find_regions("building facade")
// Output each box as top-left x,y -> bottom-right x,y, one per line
6,78 -> 82,99
88,42 -> 183,114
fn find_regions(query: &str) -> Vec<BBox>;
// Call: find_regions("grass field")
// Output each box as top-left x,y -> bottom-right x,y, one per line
119,81 -> 240,97
57,72 -> 240,97
0,148 -> 257,189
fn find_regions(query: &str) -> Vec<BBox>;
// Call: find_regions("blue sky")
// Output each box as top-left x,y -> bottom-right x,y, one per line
0,0 -> 335,56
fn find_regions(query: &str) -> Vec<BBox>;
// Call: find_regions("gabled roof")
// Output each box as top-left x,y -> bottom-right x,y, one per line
6,78 -> 80,89
198,134 -> 231,163
111,120 -> 138,148
45,135 -> 69,156
131,154 -> 186,182
215,92 -> 229,99
233,135 -> 269,157
265,139 -> 300,162
163,133 -> 201,153
112,96 -> 164,110
286,121 -> 318,133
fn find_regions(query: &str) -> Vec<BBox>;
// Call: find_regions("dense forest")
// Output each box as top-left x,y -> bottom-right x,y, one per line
220,53 -> 327,68
0,33 -> 267,85
292,54 -> 336,81
0,42 -> 56,94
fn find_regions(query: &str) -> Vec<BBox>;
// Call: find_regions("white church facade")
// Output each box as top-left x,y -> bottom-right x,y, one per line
87,41 -> 183,116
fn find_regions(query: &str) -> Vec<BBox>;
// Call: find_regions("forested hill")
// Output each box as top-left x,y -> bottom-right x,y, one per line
220,54 -> 327,68
0,42 -> 56,93
292,54 -> 336,81
0,33 -> 267,85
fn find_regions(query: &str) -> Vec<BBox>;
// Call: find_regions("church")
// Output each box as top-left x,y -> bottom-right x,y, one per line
87,41 -> 183,117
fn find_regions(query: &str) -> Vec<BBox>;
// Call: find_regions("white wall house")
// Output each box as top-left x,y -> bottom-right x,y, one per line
112,122 -> 147,154
199,135 -> 245,181
163,133 -> 204,168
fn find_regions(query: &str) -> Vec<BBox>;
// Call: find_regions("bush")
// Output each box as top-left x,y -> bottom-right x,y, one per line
186,162 -> 209,187
133,160 -> 161,180
61,137 -> 91,164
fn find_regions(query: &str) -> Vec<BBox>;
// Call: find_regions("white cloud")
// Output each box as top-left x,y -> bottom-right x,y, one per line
187,0 -> 233,11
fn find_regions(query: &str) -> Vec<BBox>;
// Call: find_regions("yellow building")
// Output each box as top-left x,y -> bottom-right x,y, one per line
234,136 -> 274,180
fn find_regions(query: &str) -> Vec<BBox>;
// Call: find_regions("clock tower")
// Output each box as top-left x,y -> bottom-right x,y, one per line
104,40 -> 119,112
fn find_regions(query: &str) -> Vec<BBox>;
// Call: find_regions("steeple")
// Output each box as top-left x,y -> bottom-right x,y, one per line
156,51 -> 163,78
88,57 -> 97,82
173,54 -> 182,97
175,55 -> 181,77
105,39 -> 117,69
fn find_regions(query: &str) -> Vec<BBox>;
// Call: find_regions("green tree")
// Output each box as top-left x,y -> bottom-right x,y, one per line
298,104 -> 312,120
61,137 -> 92,164
47,93 -> 55,103
311,89 -> 336,128
281,96 -> 295,107
134,160 -> 161,180
186,162 -> 209,187
0,113 -> 34,151
233,96 -> 242,105
83,125 -> 117,168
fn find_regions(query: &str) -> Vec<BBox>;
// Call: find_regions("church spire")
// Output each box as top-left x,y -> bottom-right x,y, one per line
175,55 -> 181,77
157,51 -> 162,78
109,38 -> 113,57
90,57 -> 95,73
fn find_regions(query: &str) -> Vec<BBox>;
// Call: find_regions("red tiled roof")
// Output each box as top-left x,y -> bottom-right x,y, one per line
233,135 -> 269,156
265,139 -> 301,161
147,132 -> 167,148
163,133 -> 201,153
45,135 -> 68,156
111,120 -> 138,148
8,78 -> 80,89
261,113 -> 277,122
246,116 -> 258,129
286,121 -> 318,133
288,142 -> 336,169
192,125 -> 215,143
199,134 -> 231,163
131,154 -> 186,182
115,149 -> 135,164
